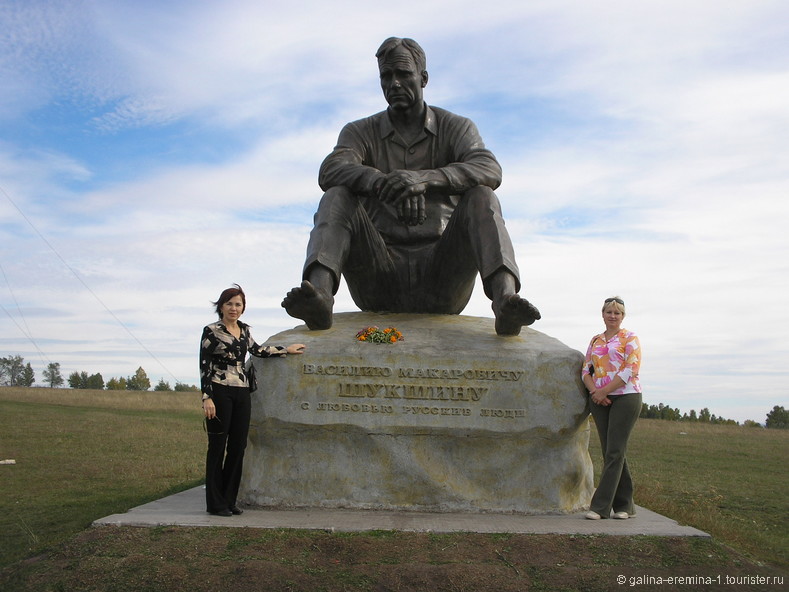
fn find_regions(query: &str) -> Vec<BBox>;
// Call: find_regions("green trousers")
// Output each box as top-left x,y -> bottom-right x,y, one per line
589,392 -> 642,517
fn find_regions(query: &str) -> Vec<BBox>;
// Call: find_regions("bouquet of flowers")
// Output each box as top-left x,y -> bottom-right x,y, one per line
355,326 -> 404,344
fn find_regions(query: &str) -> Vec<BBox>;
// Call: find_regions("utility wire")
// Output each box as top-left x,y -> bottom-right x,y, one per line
0,261 -> 50,365
1,185 -> 180,384
0,302 -> 52,365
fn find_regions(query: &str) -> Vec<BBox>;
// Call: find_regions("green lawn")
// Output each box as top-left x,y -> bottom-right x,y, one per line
0,386 -> 786,583
611,417 -> 788,565
0,387 -> 204,568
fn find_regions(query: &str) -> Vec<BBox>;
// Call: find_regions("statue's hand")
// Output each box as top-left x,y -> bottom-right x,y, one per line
397,193 -> 426,226
377,170 -> 429,204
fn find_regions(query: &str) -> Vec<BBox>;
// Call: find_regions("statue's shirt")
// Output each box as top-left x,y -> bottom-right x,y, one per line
318,105 -> 503,244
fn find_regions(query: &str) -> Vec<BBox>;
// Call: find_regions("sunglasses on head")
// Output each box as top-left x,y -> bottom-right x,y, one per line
604,297 -> 624,305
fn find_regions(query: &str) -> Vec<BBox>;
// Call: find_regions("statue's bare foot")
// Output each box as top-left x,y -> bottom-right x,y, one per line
282,280 -> 334,330
493,294 -> 541,336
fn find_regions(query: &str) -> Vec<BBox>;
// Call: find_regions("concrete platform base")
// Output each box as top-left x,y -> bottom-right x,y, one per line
94,486 -> 709,538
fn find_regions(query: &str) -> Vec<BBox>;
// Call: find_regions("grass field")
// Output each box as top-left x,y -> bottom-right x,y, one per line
0,387 -> 205,568
618,418 -> 788,567
0,386 -> 786,591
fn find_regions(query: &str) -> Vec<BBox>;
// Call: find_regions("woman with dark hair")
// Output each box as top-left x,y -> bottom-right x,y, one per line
200,284 -> 305,516
581,296 -> 642,520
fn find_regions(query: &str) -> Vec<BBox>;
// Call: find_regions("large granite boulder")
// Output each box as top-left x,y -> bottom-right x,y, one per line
240,312 -> 593,514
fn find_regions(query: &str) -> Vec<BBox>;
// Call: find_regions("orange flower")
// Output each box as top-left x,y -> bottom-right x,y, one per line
356,326 -> 403,343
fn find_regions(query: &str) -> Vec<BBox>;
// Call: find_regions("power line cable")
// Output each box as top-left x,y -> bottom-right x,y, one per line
0,261 -> 50,365
0,301 -> 52,365
1,185 -> 180,383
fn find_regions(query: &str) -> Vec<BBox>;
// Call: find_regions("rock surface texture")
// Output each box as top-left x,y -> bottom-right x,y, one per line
240,312 -> 593,514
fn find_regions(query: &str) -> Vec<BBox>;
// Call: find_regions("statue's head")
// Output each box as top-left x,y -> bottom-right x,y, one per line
376,37 -> 428,111
376,37 -> 427,75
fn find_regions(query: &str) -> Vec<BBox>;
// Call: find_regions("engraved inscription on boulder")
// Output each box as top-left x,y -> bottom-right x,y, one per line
240,312 -> 593,514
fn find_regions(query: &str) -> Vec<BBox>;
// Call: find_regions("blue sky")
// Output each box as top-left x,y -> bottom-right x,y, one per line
1,0 -> 788,423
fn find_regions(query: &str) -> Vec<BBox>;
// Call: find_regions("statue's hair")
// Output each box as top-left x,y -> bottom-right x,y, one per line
375,37 -> 427,74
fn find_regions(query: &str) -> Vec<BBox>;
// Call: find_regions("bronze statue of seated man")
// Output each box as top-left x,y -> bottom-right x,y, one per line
283,37 -> 540,336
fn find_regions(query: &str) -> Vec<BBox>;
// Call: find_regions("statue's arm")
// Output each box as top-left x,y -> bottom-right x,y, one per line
379,117 -> 501,201
318,113 -> 501,207
318,122 -> 383,196
436,117 -> 502,193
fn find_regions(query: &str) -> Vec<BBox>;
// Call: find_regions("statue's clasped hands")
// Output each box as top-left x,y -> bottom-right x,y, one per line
376,170 -> 429,226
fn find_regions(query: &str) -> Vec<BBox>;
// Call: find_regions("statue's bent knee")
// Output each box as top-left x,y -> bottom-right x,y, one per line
460,186 -> 503,217
313,186 -> 358,227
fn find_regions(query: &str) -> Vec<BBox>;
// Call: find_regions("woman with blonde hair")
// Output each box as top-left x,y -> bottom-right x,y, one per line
582,296 -> 642,520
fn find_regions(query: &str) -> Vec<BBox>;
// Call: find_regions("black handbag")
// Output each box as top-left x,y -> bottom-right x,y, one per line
245,360 -> 258,393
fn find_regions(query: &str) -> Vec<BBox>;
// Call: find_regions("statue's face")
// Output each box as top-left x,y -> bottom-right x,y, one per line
379,46 -> 427,111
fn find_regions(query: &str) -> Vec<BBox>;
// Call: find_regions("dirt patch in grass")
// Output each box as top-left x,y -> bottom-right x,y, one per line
1,527 -> 785,592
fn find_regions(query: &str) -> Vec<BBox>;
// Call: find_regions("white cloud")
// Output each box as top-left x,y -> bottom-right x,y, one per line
1,0 -> 787,423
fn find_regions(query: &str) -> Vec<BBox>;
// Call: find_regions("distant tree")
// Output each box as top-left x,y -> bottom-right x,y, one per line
641,404 -> 656,419
641,403 -> 737,424
154,378 -> 172,391
742,419 -> 763,428
174,382 -> 200,392
42,362 -> 64,388
86,373 -> 104,390
106,377 -> 127,390
21,362 -> 35,387
68,371 -> 90,389
642,403 -> 681,420
765,406 -> 789,430
127,367 -> 151,391
656,403 -> 681,421
0,355 -> 26,386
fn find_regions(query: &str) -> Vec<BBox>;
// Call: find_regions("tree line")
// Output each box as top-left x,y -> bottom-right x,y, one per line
0,355 -> 198,392
0,355 -> 35,387
3,354 -> 785,425
640,401 -> 788,429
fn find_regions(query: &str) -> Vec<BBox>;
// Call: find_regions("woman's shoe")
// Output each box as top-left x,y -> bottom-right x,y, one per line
585,511 -> 602,520
208,509 -> 232,517
612,511 -> 629,520
230,506 -> 244,515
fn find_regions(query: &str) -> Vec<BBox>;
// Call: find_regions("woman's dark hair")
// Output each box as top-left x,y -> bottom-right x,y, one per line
213,284 -> 246,318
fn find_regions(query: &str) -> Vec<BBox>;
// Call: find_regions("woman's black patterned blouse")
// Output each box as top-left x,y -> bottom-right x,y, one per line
199,320 -> 286,397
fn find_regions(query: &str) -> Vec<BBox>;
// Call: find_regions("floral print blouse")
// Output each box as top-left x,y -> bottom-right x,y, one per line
199,320 -> 286,397
581,328 -> 642,396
